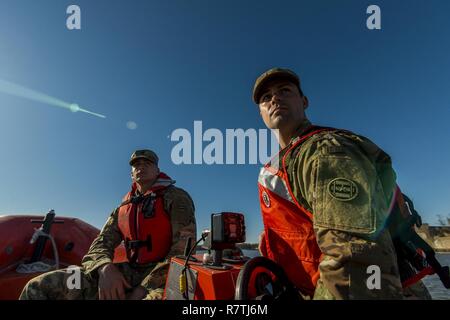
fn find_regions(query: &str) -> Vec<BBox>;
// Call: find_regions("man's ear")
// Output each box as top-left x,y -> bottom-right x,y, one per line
302,96 -> 309,110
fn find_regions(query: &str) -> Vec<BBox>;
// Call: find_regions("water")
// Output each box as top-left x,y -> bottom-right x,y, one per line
241,249 -> 260,258
242,250 -> 450,300
421,253 -> 450,300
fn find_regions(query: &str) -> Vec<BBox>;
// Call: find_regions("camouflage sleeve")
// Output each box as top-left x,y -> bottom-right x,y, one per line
164,186 -> 197,257
140,186 -> 196,291
81,208 -> 123,276
295,132 -> 403,299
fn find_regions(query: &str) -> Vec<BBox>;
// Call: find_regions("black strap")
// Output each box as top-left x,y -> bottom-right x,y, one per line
125,236 -> 152,251
391,194 -> 450,289
125,235 -> 152,265
117,190 -> 162,210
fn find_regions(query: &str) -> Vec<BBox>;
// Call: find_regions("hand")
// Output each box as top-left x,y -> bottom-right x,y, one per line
98,263 -> 132,300
126,286 -> 147,300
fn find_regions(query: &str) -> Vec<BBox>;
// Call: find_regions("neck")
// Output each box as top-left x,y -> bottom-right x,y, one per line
136,179 -> 156,194
276,124 -> 299,149
276,118 -> 311,149
276,128 -> 295,149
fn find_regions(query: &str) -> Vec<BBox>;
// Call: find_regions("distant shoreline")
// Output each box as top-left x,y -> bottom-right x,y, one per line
236,243 -> 259,250
236,243 -> 450,253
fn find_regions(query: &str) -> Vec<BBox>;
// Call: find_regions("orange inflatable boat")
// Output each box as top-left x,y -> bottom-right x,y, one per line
0,210 -> 126,300
0,210 -> 297,301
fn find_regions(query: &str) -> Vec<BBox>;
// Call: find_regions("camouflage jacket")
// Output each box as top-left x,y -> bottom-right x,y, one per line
281,119 -> 405,299
81,185 -> 196,291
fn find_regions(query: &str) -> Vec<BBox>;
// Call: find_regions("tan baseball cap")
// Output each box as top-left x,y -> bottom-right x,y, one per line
252,67 -> 301,104
129,149 -> 159,166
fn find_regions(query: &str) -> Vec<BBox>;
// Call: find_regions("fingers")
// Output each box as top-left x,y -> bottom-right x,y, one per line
117,286 -> 126,300
122,277 -> 132,289
99,288 -> 112,300
115,278 -> 132,300
118,278 -> 132,300
98,272 -> 132,300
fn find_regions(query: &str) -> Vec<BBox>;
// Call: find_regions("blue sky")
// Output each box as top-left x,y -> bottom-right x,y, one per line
0,0 -> 449,243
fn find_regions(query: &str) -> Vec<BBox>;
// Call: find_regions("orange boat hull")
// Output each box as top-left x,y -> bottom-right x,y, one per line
0,215 -> 126,300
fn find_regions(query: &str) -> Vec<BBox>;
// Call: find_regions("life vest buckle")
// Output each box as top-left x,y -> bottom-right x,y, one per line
125,235 -> 152,252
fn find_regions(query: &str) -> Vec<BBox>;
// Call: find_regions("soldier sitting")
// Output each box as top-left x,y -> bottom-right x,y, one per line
253,68 -> 432,299
20,149 -> 196,300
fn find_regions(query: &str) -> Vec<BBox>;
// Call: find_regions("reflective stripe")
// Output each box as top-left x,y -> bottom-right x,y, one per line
258,167 -> 295,203
152,178 -> 175,188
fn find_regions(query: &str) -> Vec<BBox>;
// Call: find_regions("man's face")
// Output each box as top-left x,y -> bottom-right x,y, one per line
131,158 -> 159,185
258,80 -> 308,130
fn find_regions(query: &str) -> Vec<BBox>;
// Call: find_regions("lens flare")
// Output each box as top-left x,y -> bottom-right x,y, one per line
0,79 -> 106,119
126,121 -> 138,130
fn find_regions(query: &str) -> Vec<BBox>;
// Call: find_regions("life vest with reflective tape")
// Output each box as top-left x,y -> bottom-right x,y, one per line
258,125 -> 444,296
258,126 -> 334,296
118,173 -> 174,265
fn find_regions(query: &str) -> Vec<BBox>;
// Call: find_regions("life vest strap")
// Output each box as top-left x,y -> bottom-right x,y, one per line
402,266 -> 434,288
125,235 -> 152,251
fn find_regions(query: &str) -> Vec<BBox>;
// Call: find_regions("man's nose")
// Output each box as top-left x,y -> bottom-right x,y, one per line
270,90 -> 282,103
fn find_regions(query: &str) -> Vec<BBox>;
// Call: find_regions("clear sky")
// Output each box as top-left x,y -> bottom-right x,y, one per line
0,0 -> 449,243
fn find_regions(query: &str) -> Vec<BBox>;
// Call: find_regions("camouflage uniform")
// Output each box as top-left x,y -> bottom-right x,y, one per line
281,119 -> 431,300
19,185 -> 196,300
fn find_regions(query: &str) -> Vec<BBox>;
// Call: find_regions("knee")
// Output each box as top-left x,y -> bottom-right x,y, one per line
19,270 -> 65,300
19,275 -> 45,300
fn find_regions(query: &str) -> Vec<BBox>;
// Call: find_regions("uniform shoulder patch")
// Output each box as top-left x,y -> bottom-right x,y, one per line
327,178 -> 358,201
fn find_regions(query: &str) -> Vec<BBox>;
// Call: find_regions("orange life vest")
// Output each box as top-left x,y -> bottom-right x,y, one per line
258,126 -> 332,297
118,173 -> 174,265
259,125 -> 446,296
